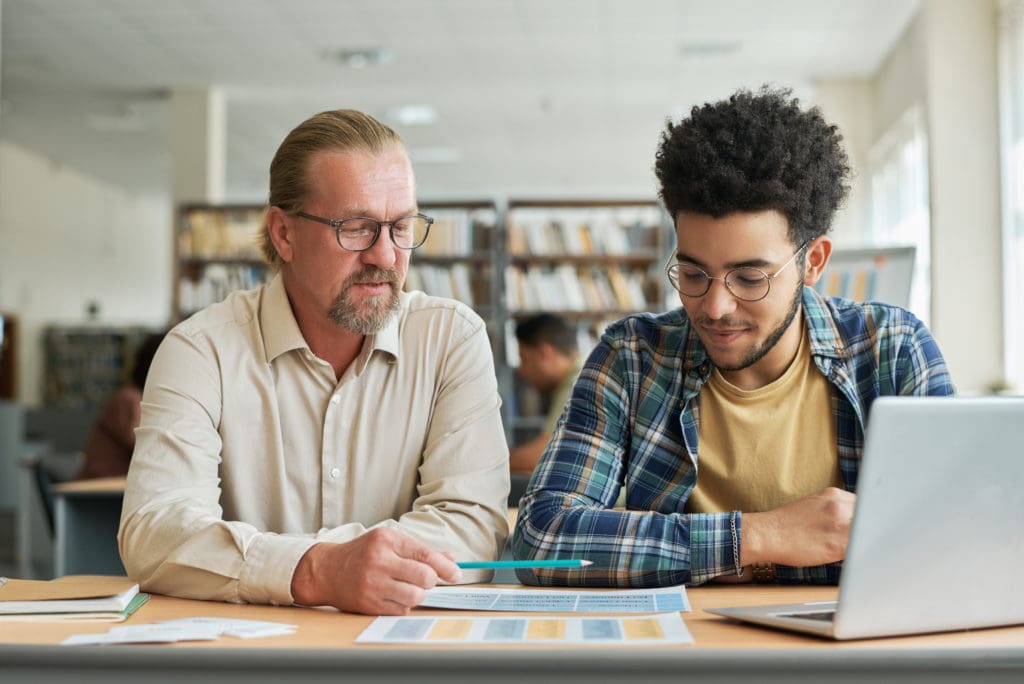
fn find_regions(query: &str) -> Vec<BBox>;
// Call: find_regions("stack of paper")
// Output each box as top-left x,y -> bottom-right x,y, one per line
0,575 -> 148,622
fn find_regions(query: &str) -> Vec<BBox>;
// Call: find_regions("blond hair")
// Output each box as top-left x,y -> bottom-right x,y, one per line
259,110 -> 403,267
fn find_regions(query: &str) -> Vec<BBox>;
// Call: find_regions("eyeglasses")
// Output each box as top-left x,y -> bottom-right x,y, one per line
295,211 -> 433,251
665,239 -> 811,302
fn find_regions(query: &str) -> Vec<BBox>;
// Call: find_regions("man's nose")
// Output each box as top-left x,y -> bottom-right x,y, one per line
700,278 -> 738,320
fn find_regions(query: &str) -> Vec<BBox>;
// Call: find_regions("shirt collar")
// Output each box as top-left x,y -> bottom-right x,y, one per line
801,286 -> 846,359
260,273 -> 308,364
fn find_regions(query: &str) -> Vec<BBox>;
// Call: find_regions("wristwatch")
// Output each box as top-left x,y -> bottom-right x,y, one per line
751,562 -> 777,583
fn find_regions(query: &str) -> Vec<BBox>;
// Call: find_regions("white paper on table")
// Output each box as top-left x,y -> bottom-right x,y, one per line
419,585 -> 690,613
61,616 -> 296,645
356,612 -> 692,645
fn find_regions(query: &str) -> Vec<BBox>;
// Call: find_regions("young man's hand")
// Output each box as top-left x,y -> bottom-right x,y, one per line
290,528 -> 462,615
740,486 -> 856,567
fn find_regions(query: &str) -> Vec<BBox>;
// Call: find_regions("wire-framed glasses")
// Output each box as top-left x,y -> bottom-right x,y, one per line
295,211 -> 433,251
665,239 -> 811,302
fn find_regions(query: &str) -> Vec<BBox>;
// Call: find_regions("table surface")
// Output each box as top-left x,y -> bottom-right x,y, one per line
3,584 -> 1023,684
3,583 -> 1023,651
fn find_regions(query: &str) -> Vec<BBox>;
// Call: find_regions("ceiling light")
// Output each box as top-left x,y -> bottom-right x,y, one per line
323,46 -> 393,68
678,41 -> 742,58
385,105 -> 438,126
86,103 -> 152,132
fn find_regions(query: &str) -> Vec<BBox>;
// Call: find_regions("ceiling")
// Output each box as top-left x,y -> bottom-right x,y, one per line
0,0 -> 920,202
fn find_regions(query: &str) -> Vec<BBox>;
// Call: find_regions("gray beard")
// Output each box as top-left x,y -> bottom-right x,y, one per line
327,266 -> 401,334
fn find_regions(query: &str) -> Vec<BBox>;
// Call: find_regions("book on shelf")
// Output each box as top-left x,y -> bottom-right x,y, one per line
418,207 -> 497,256
0,575 -> 149,622
504,265 -> 652,312
180,208 -> 264,260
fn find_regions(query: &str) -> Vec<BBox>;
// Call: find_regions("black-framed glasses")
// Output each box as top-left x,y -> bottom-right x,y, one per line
665,239 -> 811,302
295,211 -> 433,251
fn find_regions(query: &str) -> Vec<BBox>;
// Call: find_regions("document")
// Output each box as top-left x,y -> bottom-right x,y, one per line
61,617 -> 297,645
419,585 -> 690,613
356,612 -> 693,645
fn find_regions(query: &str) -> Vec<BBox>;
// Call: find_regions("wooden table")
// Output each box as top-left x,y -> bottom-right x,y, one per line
1,584 -> 1022,683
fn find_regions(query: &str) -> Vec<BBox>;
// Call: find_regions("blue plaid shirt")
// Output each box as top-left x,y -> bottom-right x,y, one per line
511,287 -> 954,586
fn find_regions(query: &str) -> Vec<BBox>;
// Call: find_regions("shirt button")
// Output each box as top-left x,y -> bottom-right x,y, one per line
330,395 -> 340,405
330,467 -> 341,479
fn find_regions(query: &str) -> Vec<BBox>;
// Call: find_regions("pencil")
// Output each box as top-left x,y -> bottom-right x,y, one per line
456,559 -> 593,569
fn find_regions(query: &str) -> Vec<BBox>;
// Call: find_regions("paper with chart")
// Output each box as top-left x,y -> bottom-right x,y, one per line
419,585 -> 689,613
356,612 -> 692,645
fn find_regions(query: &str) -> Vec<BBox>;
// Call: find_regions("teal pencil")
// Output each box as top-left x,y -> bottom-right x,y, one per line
457,559 -> 593,569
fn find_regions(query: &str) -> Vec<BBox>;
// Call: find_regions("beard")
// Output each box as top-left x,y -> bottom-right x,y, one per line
327,265 -> 402,334
698,278 -> 804,373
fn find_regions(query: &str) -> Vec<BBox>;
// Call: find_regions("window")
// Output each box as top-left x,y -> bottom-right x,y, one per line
868,106 -> 931,325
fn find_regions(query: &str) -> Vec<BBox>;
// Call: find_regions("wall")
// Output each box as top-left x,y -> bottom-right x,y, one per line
815,79 -> 876,246
922,0 -> 1003,392
0,140 -> 173,406
857,0 -> 1003,393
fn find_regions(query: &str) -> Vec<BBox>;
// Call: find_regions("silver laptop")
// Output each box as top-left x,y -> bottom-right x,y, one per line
706,396 -> 1024,640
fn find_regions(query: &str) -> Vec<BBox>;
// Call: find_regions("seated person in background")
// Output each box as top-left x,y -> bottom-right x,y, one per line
76,331 -> 165,480
509,314 -> 581,475
512,86 -> 954,587
119,109 -> 510,616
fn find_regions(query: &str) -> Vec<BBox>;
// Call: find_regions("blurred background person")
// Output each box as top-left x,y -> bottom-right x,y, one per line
509,314 -> 581,475
76,331 -> 166,480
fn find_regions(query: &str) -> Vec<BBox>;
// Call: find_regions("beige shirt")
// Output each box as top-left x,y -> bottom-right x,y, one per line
686,323 -> 842,514
119,274 -> 510,606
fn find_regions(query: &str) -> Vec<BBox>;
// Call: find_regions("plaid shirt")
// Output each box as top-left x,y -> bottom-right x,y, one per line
511,287 -> 954,586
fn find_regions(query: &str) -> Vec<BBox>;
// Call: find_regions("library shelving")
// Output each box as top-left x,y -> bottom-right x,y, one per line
42,326 -> 156,408
406,201 -> 501,321
502,199 -> 671,443
175,204 -> 271,321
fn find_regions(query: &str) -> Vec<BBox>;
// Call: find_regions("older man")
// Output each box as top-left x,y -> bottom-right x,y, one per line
120,110 -> 509,615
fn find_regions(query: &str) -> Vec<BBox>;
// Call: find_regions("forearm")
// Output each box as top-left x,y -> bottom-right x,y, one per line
119,483 -> 316,605
512,491 -> 740,586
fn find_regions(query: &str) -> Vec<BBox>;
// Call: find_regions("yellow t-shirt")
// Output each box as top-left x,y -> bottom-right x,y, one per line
685,324 -> 842,514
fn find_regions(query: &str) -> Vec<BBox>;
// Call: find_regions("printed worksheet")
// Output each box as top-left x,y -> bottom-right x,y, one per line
419,585 -> 690,613
356,612 -> 692,645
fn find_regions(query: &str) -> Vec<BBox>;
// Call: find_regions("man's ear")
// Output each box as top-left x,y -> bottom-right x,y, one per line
802,236 -> 833,286
266,206 -> 295,263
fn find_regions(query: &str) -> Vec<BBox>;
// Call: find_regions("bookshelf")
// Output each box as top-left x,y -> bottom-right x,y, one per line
503,199 -> 671,443
175,204 -> 271,321
42,326 -> 155,408
405,201 -> 501,319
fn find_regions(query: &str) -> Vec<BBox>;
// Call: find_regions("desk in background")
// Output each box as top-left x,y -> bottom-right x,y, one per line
1,584 -> 1022,683
51,477 -> 125,576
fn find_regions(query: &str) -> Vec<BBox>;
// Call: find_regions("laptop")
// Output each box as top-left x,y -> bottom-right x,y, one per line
706,396 -> 1024,640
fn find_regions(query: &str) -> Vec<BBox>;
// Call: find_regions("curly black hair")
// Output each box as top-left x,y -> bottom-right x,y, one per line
654,86 -> 851,245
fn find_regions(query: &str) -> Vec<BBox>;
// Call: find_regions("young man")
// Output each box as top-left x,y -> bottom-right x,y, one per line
509,314 -> 582,475
119,110 -> 509,615
512,88 -> 954,586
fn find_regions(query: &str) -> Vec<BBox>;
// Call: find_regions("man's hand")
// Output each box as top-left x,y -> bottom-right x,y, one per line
290,528 -> 462,615
741,486 -> 856,567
